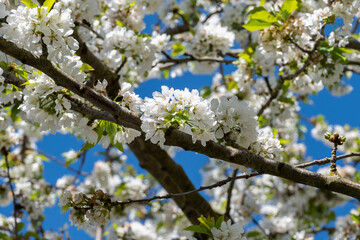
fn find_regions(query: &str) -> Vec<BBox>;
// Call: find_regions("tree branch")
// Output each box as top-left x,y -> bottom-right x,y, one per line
3,37 -> 360,202
2,149 -> 18,239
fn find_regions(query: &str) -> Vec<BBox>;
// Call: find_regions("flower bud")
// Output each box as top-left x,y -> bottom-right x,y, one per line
324,132 -> 331,140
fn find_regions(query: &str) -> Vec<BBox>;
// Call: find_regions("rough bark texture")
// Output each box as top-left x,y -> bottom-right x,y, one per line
129,135 -> 219,224
2,36 -> 360,203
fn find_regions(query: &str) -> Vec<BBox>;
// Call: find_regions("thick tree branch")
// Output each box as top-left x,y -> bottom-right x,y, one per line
0,56 -> 218,225
129,135 -> 219,224
72,29 -> 120,98
2,37 -> 360,202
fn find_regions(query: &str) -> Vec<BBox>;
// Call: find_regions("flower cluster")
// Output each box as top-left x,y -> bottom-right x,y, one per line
0,5 -> 78,63
211,220 -> 247,240
59,190 -> 111,229
141,86 -> 216,147
211,96 -> 258,149
250,127 -> 283,159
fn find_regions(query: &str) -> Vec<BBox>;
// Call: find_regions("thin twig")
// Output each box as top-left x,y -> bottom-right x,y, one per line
251,215 -> 270,240
74,172 -> 260,210
295,152 -> 360,169
72,150 -> 87,183
264,77 -> 273,95
34,149 -> 89,176
287,36 -> 312,54
351,18 -> 360,34
225,169 -> 238,220
156,55 -> 234,69
3,149 -> 18,239
115,57 -> 127,81
202,9 -> 223,24
330,142 -> 338,175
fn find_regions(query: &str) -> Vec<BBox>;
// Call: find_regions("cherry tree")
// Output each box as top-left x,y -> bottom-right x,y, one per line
1,0 -> 360,239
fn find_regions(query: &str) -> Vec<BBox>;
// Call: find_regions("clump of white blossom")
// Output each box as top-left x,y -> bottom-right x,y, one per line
211,96 -> 258,149
141,86 -> 216,147
0,5 -> 78,63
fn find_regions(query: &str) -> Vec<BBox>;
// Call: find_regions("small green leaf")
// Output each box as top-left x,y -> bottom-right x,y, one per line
247,231 -> 261,237
128,0 -> 136,8
281,0 -> 298,20
64,158 -> 75,167
243,19 -> 272,31
162,69 -> 170,79
350,213 -> 360,223
278,96 -> 295,105
184,225 -> 211,236
80,63 -> 95,72
116,20 -> 125,27
238,53 -> 252,63
171,42 -> 186,57
61,205 -> 69,213
21,0 -> 38,8
105,121 -> 117,140
17,222 -> 25,232
251,10 -> 277,23
114,182 -> 126,196
200,86 -> 212,99
272,128 -> 278,138
113,141 -> 124,153
215,216 -> 224,229
0,232 -> 9,239
226,81 -> 239,91
24,231 -> 40,239
11,103 -> 21,122
280,138 -> 291,144
30,191 -> 40,201
42,0 -> 55,14
80,141 -> 96,151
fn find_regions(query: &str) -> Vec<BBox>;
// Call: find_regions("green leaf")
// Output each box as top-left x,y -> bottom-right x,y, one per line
200,86 -> 212,99
24,231 -> 40,239
30,191 -> 40,201
116,20 -> 125,27
272,128 -> 278,138
350,213 -> 360,223
42,0 -> 55,14
21,0 -> 38,8
64,158 -> 75,167
215,216 -> 224,229
10,103 -> 21,122
243,19 -> 272,31
0,232 -> 8,239
251,10 -> 277,23
162,69 -> 170,79
280,138 -> 291,144
105,121 -> 117,140
128,0 -> 136,8
61,205 -> 69,213
238,53 -> 252,63
281,0 -> 298,20
171,42 -> 186,57
198,216 -> 215,230
17,222 -> 25,232
113,141 -> 124,153
226,81 -> 239,91
80,141 -> 96,151
247,231 -> 261,237
80,63 -> 95,72
278,96 -> 295,105
184,225 -> 211,236
114,182 -> 126,196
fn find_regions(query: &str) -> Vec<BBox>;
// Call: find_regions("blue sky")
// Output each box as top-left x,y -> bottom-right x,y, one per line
26,69 -> 360,239
2,11 -> 360,240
